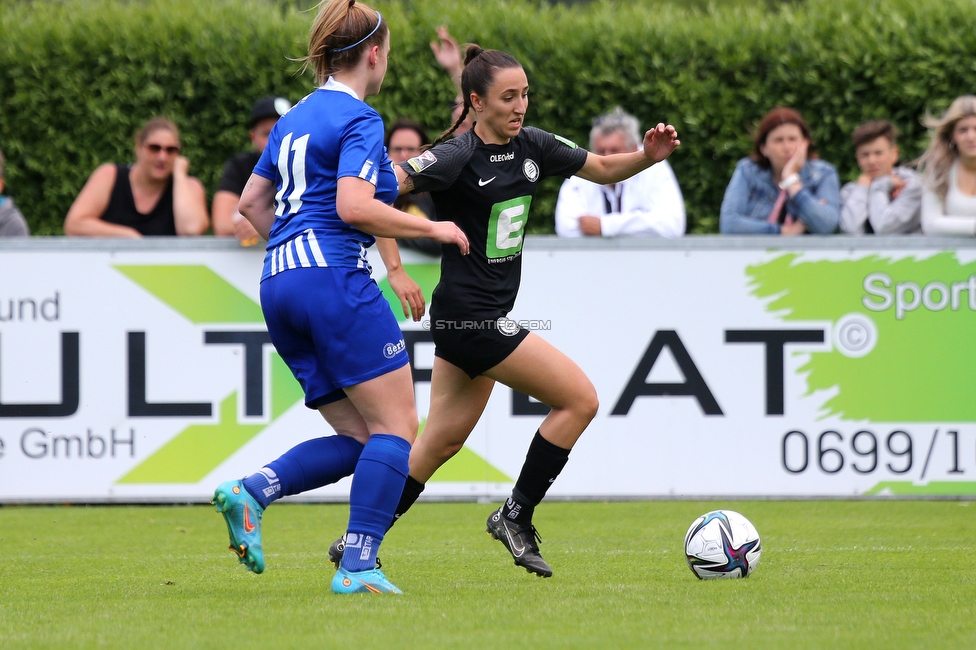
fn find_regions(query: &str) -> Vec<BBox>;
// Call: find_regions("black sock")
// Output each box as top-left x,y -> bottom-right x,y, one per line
389,474 -> 425,528
502,430 -> 571,524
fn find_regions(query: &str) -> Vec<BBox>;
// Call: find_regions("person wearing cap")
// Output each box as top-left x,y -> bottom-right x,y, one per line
212,96 -> 292,244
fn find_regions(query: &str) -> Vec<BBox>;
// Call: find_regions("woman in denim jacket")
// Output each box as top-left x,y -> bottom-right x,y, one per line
720,107 -> 840,235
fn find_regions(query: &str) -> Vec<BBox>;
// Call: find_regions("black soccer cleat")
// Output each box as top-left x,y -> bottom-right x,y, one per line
328,534 -> 381,570
328,535 -> 345,569
486,507 -> 553,578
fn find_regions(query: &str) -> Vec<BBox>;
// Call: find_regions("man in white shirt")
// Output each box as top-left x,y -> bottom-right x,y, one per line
555,107 -> 685,238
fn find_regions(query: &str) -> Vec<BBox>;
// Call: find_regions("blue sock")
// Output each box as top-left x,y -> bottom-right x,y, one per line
242,435 -> 365,509
341,433 -> 411,573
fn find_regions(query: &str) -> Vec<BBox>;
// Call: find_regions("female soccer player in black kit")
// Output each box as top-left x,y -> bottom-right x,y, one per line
333,45 -> 679,578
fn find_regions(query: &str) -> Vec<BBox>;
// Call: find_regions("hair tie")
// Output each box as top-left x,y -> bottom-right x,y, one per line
331,12 -> 382,53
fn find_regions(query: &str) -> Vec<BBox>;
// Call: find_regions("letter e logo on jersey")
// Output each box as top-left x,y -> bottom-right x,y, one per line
522,159 -> 539,182
406,150 -> 437,173
486,196 -> 532,259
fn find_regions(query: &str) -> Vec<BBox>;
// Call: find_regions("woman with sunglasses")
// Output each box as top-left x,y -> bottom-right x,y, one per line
64,117 -> 209,236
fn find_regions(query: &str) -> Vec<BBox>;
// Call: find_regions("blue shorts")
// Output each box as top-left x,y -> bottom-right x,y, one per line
260,266 -> 409,409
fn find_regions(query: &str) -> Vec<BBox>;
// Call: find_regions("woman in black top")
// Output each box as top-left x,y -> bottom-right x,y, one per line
330,45 -> 679,577
64,117 -> 209,237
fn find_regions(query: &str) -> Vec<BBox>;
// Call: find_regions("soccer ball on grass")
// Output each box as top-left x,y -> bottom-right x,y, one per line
683,510 -> 761,579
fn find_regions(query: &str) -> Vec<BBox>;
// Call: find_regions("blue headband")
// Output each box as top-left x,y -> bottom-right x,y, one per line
331,12 -> 383,53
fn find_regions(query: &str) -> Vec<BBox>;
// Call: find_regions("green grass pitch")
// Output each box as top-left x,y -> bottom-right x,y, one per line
1,500 -> 974,649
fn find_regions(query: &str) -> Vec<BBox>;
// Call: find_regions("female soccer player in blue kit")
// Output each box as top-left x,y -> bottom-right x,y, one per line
330,45 -> 680,578
211,0 -> 468,595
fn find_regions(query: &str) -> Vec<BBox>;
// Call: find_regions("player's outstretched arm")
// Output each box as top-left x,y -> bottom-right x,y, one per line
336,176 -> 469,254
641,123 -> 681,166
575,123 -> 680,186
376,237 -> 425,321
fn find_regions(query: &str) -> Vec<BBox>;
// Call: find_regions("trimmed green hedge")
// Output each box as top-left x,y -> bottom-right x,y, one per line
1,0 -> 974,235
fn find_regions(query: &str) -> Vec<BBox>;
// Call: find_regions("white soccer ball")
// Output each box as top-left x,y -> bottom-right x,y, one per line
683,510 -> 762,580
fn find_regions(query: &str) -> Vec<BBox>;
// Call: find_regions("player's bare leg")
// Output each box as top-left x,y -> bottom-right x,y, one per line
410,359 -> 496,481
486,332 -> 598,449
483,332 -> 599,577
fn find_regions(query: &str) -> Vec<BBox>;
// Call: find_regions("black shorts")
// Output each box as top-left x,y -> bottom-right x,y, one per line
431,315 -> 530,378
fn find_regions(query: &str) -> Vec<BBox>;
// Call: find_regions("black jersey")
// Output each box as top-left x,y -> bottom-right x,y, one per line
400,127 -> 587,318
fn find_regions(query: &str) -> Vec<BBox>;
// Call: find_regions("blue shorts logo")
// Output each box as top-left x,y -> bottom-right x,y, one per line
383,339 -> 406,359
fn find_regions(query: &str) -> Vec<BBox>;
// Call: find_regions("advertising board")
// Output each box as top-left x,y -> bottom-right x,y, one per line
1,238 -> 973,500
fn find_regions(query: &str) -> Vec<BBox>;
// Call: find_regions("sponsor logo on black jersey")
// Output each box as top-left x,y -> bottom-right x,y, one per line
406,150 -> 437,173
522,159 -> 540,182
489,152 -> 515,163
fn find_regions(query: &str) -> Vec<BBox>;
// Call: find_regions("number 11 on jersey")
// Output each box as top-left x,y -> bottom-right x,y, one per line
274,132 -> 310,217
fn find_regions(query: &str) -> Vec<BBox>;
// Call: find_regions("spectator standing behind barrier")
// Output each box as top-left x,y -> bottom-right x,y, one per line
0,147 -> 29,237
555,107 -> 685,238
386,119 -> 440,256
917,96 -> 976,236
212,97 -> 292,245
720,107 -> 839,235
64,118 -> 209,237
840,120 -> 922,235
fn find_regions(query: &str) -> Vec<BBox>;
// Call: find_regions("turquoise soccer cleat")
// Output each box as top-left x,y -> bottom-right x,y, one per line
212,479 -> 265,574
332,567 -> 402,594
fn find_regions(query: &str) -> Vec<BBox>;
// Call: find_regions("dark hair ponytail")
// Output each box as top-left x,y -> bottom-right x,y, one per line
431,44 -> 520,146
463,45 -> 485,66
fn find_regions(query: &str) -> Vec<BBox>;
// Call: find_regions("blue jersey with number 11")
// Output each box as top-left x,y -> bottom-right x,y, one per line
253,80 -> 398,281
